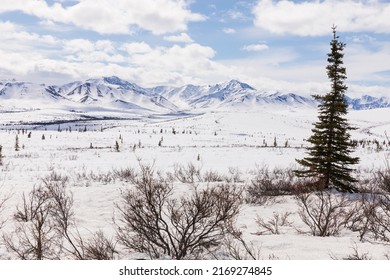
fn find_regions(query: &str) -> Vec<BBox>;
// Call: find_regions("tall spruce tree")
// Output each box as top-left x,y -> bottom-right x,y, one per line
295,26 -> 359,193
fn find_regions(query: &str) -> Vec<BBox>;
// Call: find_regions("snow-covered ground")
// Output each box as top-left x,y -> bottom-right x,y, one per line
0,106 -> 389,259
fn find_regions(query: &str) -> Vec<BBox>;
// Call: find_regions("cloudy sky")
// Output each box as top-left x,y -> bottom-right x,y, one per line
1,0 -> 390,96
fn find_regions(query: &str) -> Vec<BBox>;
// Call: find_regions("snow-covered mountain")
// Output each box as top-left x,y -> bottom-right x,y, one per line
345,95 -> 390,110
1,76 -> 389,114
0,77 -> 178,114
150,80 -> 317,109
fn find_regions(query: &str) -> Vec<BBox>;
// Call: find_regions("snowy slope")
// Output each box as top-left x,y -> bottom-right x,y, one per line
345,95 -> 390,110
0,77 -> 179,114
56,76 -> 179,113
1,77 -> 390,115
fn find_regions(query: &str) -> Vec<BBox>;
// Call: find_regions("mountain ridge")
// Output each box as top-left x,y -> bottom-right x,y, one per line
1,76 -> 389,113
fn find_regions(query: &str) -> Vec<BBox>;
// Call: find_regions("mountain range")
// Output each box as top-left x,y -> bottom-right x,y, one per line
1,76 -> 389,114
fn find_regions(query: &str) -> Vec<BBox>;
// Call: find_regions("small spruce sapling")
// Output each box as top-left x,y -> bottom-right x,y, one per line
15,135 -> 20,151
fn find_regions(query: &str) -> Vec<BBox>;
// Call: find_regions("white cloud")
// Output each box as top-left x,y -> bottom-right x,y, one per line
0,0 -> 205,35
163,33 -> 194,43
253,0 -> 390,36
0,21 -> 236,87
121,42 -> 153,54
345,41 -> 390,84
242,43 -> 269,52
222,28 -> 236,34
348,34 -> 376,43
126,43 -> 236,86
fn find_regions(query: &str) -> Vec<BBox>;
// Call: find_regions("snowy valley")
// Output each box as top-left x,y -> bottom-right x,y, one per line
0,77 -> 390,260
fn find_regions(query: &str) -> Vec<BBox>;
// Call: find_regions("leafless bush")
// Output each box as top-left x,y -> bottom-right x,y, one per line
350,169 -> 390,244
3,172 -> 116,260
331,243 -> 371,260
295,190 -> 355,236
3,185 -> 62,259
343,247 -> 371,260
43,174 -> 117,259
116,163 -> 242,259
173,163 -> 202,184
369,193 -> 390,243
203,170 -> 224,182
375,156 -> 390,193
222,230 -> 261,260
255,212 -> 293,235
88,171 -> 115,184
374,168 -> 390,194
226,167 -> 243,183
246,167 -> 297,205
75,169 -> 115,185
0,186 -> 10,231
81,230 -> 117,260
347,192 -> 378,241
114,167 -> 136,182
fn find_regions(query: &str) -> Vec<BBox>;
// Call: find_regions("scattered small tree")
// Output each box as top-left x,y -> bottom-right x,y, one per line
0,145 -> 3,166
115,141 -> 120,152
15,135 -> 20,151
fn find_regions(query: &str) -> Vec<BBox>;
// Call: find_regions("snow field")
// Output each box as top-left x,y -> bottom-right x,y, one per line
0,109 -> 390,259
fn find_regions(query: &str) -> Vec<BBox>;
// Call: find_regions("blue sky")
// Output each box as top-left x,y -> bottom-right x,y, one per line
1,0 -> 390,96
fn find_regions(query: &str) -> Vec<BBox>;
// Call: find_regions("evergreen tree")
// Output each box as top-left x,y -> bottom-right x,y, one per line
295,26 -> 359,193
0,145 -> 3,166
15,135 -> 20,151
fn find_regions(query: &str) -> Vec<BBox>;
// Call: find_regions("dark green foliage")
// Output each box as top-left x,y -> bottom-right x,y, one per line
15,135 -> 20,151
0,145 -> 3,166
295,26 -> 359,193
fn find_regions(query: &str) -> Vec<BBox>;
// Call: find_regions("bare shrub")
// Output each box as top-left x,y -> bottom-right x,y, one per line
350,167 -> 390,244
43,174 -> 116,259
222,230 -> 261,260
369,193 -> 390,243
295,190 -> 355,236
4,172 -> 116,260
347,191 -> 378,241
226,167 -> 243,183
116,163 -> 242,259
75,169 -> 115,185
331,243 -> 371,260
203,170 -> 224,182
255,212 -> 293,235
3,185 -> 62,259
343,247 -> 371,260
375,156 -> 390,193
82,230 -> 117,260
88,171 -> 115,184
173,163 -> 202,184
0,186 -> 10,231
246,166 -> 297,205
114,167 -> 136,182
